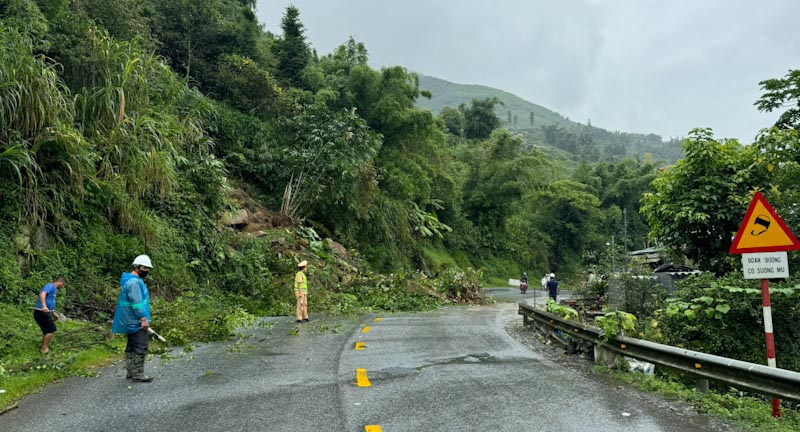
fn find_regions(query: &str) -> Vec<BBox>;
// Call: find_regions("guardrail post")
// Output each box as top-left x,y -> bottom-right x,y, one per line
696,378 -> 709,393
594,344 -> 624,369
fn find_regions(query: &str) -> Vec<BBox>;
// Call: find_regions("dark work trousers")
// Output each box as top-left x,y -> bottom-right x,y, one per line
125,328 -> 149,355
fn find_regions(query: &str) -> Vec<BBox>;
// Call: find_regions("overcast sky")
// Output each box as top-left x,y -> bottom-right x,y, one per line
256,1 -> 799,141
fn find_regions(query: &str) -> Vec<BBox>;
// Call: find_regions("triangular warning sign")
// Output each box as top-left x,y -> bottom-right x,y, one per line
730,192 -> 800,254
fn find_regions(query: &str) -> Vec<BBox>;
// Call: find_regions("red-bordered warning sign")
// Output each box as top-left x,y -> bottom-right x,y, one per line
729,192 -> 800,254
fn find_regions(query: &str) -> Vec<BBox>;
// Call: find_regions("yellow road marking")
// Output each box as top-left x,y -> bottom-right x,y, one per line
356,368 -> 371,387
365,426 -> 382,432
355,342 -> 365,351
374,317 -> 382,322
361,326 -> 371,333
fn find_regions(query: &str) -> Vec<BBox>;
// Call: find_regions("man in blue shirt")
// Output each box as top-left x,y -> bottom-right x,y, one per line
34,276 -> 65,354
112,255 -> 154,382
546,273 -> 560,302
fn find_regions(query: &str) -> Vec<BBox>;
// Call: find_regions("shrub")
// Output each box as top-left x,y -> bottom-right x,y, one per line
546,299 -> 578,320
594,310 -> 637,341
652,273 -> 800,371
436,267 -> 484,303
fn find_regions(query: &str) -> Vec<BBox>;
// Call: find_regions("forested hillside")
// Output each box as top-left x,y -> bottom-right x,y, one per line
417,74 -> 684,164
0,0 -> 662,316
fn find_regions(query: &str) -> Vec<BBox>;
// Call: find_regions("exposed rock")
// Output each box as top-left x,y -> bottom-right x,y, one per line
326,239 -> 347,257
222,188 -> 294,232
268,212 -> 293,228
221,209 -> 249,226
243,222 -> 272,233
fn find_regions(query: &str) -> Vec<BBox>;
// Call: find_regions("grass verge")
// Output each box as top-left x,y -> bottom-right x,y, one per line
593,366 -> 800,432
0,303 -> 125,410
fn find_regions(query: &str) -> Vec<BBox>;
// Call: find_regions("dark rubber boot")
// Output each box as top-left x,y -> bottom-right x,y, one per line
125,352 -> 134,379
131,353 -> 153,382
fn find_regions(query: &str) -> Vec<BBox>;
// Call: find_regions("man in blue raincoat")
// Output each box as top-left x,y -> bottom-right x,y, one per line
112,255 -> 154,382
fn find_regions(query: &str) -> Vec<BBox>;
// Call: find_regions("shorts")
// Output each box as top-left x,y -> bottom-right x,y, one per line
34,310 -> 57,334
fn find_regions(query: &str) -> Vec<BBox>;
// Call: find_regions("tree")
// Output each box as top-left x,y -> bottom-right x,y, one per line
461,130 -> 546,254
68,0 -> 154,47
272,5 -> 310,88
152,0 -> 264,91
212,54 -> 282,119
439,106 -> 465,137
640,129 -> 757,274
755,69 -> 800,130
462,98 -> 501,140
510,180 -> 601,273
277,104 -> 381,222
578,159 -> 657,251
154,0 -> 223,79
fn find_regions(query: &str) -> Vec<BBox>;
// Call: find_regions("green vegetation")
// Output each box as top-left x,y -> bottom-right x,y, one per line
0,303 -> 123,408
642,274 -> 800,372
596,367 -> 800,432
593,310 -> 636,341
642,127 -> 800,274
545,299 -> 578,320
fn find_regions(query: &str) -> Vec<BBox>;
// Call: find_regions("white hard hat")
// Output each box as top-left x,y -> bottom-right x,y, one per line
550,273 -> 555,278
132,255 -> 153,268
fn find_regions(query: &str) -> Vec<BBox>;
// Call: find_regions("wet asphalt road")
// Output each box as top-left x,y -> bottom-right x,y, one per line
0,287 -> 732,432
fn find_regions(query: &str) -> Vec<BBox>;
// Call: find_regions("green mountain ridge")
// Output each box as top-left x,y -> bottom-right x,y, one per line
416,74 -> 683,164
416,74 -> 574,129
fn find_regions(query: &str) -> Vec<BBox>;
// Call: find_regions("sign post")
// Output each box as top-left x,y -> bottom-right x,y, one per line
730,192 -> 800,418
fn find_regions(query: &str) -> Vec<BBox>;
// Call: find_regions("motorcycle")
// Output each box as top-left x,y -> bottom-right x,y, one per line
520,280 -> 528,294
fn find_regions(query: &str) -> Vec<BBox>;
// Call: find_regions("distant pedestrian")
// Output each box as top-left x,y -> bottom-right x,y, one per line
112,255 -> 154,382
546,273 -> 560,302
540,274 -> 549,291
295,260 -> 309,323
33,276 -> 65,354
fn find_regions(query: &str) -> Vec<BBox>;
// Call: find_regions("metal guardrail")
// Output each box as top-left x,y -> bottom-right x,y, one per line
519,302 -> 800,402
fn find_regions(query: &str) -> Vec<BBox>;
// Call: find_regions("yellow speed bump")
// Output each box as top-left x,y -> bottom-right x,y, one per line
365,426 -> 383,432
361,326 -> 371,333
356,368 -> 371,387
355,342 -> 365,351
